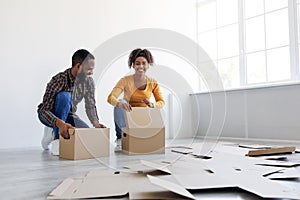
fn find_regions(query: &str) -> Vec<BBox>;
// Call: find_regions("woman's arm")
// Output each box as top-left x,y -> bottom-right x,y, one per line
152,82 -> 165,108
107,77 -> 125,106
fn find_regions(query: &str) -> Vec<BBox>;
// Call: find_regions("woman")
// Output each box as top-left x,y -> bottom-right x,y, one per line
107,48 -> 165,151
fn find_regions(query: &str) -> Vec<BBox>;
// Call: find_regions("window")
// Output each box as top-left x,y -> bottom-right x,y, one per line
197,0 -> 239,89
197,0 -> 296,90
245,2 -> 289,84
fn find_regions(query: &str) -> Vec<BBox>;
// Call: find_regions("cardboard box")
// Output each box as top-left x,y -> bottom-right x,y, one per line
122,107 -> 165,154
59,128 -> 109,160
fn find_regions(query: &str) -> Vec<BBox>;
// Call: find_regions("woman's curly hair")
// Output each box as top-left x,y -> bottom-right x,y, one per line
128,48 -> 154,68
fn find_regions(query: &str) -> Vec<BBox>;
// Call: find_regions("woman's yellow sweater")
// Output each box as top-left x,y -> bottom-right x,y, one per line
107,74 -> 164,108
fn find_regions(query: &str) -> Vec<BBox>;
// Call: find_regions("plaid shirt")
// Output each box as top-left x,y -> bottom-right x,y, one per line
37,68 -> 99,127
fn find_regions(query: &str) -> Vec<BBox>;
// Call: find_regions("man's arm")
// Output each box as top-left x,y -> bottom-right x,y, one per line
38,77 -> 65,127
84,78 -> 106,128
38,74 -> 75,138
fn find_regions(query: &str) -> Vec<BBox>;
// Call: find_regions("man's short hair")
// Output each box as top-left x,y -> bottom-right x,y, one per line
72,49 -> 95,67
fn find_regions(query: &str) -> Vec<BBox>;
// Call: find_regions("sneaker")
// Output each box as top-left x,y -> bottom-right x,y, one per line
114,138 -> 122,152
50,139 -> 59,156
41,126 -> 54,150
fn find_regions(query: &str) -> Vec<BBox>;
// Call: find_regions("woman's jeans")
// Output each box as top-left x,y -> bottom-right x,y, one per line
38,91 -> 89,138
114,106 -> 125,139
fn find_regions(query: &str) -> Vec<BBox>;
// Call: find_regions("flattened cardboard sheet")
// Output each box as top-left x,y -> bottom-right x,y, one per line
173,173 -> 237,190
167,157 -> 209,175
205,151 -> 284,176
74,175 -> 129,199
231,173 -> 300,199
50,142 -> 300,200
48,170 -> 129,199
246,146 -> 296,157
171,148 -> 193,155
49,169 -> 191,200
201,143 -> 249,156
238,144 -> 272,149
48,178 -> 83,199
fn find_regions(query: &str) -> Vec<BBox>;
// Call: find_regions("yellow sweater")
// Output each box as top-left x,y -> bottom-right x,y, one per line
107,75 -> 165,108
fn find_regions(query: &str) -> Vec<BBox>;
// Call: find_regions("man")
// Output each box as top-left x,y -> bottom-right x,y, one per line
37,49 -> 106,155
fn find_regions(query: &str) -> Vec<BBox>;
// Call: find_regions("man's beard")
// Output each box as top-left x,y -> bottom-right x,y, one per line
77,71 -> 86,83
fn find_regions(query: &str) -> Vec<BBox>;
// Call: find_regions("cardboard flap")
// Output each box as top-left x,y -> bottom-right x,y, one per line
255,160 -> 300,167
125,107 -> 164,128
47,178 -> 84,199
74,176 -> 129,198
129,174 -> 188,200
48,170 -> 129,199
265,168 -> 300,179
49,178 -> 75,197
141,160 -> 171,174
147,175 -> 196,199
123,160 -> 171,174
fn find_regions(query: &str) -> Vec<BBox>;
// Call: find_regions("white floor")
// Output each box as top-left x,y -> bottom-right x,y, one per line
1,138 -> 300,200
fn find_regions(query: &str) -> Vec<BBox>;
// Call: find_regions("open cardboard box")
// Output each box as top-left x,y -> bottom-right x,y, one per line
122,107 -> 165,155
59,128 -> 110,160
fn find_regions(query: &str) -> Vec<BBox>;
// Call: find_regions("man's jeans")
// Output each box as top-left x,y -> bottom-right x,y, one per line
38,91 -> 89,138
114,106 -> 126,139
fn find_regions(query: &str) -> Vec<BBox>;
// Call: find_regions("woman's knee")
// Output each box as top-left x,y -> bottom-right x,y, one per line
114,107 -> 125,127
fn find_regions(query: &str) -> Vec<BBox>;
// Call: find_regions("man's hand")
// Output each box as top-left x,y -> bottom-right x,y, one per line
93,120 -> 107,128
55,119 -> 74,139
142,99 -> 154,108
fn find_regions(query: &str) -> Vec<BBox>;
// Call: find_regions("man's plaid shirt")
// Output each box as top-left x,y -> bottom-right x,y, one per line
37,68 -> 99,127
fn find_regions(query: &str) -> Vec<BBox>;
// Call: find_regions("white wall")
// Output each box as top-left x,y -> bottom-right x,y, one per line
0,0 -> 197,149
194,84 -> 300,141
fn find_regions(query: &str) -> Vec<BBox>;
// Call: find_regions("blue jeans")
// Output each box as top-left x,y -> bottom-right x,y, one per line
38,91 -> 89,138
114,106 -> 125,139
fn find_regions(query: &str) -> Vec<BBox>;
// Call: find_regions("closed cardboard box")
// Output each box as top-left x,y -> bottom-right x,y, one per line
59,128 -> 110,160
122,107 -> 165,155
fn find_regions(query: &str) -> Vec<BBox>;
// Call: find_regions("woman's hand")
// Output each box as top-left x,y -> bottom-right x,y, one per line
117,101 -> 132,112
142,99 -> 154,108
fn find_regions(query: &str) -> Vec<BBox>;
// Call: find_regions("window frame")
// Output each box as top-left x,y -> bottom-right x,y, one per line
196,0 -> 300,90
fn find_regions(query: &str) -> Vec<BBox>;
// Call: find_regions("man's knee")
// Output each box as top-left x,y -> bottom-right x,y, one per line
55,92 -> 71,105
